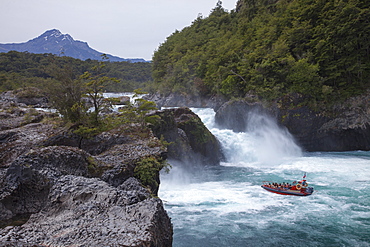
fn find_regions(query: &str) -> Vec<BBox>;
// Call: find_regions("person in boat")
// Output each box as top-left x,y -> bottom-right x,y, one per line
290,181 -> 301,190
295,180 -> 308,191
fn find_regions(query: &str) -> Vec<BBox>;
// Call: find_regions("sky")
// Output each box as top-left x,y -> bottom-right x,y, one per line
0,0 -> 237,61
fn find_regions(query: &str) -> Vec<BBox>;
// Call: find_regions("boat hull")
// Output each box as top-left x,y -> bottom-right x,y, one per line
261,185 -> 313,196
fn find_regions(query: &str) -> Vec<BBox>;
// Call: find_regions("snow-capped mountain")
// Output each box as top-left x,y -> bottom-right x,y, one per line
0,29 -> 146,63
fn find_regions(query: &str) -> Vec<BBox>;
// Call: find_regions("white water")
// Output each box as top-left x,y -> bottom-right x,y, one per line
159,108 -> 370,247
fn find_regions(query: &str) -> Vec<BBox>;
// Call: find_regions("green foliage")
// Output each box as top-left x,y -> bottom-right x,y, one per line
158,135 -> 173,151
118,89 -> 159,128
43,64 -> 87,123
73,125 -> 99,140
134,156 -> 171,189
0,51 -> 153,93
80,55 -> 120,124
181,117 -> 214,145
151,0 -> 370,104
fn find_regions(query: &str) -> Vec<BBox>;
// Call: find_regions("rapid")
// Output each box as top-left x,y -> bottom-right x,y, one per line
159,108 -> 370,247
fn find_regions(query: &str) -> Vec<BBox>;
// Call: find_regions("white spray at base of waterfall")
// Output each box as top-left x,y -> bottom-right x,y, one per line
192,108 -> 302,167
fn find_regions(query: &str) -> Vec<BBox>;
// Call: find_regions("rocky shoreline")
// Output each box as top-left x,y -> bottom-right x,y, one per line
0,96 -> 173,246
0,90 -> 225,246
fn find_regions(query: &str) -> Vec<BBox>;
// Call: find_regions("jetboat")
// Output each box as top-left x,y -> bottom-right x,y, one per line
261,173 -> 314,196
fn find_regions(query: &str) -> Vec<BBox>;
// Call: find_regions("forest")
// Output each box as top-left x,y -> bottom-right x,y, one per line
0,51 -> 152,93
152,0 -> 370,105
1,0 -> 369,108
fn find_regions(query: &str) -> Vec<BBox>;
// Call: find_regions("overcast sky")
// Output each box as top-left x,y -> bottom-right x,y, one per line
0,0 -> 237,60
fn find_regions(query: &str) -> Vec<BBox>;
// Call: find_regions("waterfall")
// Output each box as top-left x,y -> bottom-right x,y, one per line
191,108 -> 302,167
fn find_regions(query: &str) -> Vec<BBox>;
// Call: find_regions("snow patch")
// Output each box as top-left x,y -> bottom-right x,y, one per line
50,30 -> 62,38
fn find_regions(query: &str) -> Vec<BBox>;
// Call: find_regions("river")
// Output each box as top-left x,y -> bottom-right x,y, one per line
159,108 -> 370,247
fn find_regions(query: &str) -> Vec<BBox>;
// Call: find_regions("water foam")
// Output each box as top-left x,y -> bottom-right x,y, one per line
159,108 -> 370,247
192,108 -> 302,166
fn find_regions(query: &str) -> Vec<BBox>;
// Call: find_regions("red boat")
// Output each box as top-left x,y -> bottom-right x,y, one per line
261,174 -> 314,196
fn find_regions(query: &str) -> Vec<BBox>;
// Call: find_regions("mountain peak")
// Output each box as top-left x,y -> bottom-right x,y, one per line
35,29 -> 74,44
43,29 -> 62,36
0,29 -> 147,63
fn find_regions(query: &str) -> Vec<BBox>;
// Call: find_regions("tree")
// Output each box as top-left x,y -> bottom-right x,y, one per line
80,54 -> 119,124
45,64 -> 86,123
0,51 -> 153,94
151,0 -> 370,105
130,89 -> 159,127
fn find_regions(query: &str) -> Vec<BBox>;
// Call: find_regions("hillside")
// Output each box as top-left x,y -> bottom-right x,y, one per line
0,29 -> 146,63
151,0 -> 370,104
0,51 -> 152,92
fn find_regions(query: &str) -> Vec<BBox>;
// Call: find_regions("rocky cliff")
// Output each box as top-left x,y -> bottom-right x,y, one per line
0,93 -> 172,246
215,92 -> 370,152
149,107 -> 224,166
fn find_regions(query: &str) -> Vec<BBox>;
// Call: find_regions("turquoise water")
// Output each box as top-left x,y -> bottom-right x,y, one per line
159,109 -> 370,247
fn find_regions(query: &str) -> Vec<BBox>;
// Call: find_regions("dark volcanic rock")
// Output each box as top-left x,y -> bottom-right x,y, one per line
0,175 -> 172,246
0,123 -> 58,168
0,106 -> 54,131
0,143 -> 172,245
150,107 -> 224,165
16,96 -> 47,106
215,93 -> 370,152
1,88 -> 48,108
0,146 -> 90,228
42,126 -> 132,155
278,92 -> 370,151
0,141 -> 172,246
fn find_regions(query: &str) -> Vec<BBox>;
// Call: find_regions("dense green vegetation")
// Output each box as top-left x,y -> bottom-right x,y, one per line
152,0 -> 370,104
134,156 -> 170,193
0,51 -> 152,93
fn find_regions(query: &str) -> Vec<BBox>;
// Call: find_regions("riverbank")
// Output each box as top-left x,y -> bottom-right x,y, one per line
0,91 -> 173,246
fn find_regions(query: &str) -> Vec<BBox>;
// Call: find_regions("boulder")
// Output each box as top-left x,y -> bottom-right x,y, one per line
0,133 -> 173,245
0,106 -> 54,131
42,126 -> 132,155
0,123 -> 58,168
0,88 -> 47,108
0,146 -> 91,228
150,107 -> 224,165
117,95 -> 131,105
0,175 -> 172,246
